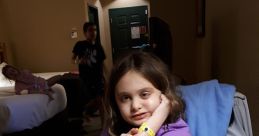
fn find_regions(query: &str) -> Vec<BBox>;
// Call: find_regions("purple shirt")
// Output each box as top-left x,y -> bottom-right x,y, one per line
101,118 -> 191,136
15,70 -> 48,94
156,118 -> 191,136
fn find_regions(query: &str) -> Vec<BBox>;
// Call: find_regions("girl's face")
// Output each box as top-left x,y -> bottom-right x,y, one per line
5,67 -> 19,80
115,71 -> 161,126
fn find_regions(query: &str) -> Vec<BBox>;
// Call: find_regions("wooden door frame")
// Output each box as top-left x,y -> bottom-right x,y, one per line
87,4 -> 101,44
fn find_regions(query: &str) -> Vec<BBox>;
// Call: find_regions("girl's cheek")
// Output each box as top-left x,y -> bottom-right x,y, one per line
118,102 -> 129,112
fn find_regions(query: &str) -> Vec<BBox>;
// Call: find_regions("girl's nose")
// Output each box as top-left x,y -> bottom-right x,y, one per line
131,98 -> 142,112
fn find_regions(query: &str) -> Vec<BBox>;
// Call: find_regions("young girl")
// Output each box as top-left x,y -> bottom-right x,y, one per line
103,52 -> 191,136
2,65 -> 63,100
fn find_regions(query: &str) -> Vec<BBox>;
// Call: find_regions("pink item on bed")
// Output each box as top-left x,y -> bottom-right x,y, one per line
15,70 -> 48,95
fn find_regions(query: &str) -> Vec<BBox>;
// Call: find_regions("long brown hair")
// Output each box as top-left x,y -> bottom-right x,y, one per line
2,65 -> 20,80
104,52 -> 184,135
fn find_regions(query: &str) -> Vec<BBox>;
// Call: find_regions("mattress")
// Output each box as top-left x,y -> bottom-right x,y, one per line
0,72 -> 67,133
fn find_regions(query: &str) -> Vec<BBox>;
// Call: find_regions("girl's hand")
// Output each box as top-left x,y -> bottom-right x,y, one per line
120,128 -> 138,136
152,94 -> 171,118
122,94 -> 171,136
141,94 -> 171,135
128,128 -> 138,135
120,134 -> 132,136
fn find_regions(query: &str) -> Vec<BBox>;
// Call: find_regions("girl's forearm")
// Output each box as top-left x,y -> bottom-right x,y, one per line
141,95 -> 170,134
144,111 -> 168,134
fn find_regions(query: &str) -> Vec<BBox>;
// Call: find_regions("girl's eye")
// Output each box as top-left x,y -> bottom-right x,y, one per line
121,95 -> 130,102
141,91 -> 151,99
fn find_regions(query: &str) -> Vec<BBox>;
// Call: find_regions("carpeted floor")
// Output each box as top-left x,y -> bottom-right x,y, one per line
67,113 -> 102,136
82,115 -> 102,136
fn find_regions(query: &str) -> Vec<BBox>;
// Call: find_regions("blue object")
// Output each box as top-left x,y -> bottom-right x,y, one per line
131,44 -> 150,49
178,80 -> 235,136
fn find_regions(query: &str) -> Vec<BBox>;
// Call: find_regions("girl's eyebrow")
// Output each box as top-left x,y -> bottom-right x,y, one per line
116,87 -> 154,96
138,87 -> 153,92
116,91 -> 130,96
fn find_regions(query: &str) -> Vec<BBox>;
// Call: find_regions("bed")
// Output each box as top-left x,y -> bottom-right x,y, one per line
0,44 -> 68,135
0,71 -> 67,134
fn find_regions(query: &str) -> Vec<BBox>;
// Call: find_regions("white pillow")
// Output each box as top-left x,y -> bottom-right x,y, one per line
0,62 -> 8,80
0,62 -> 14,87
0,62 -> 7,69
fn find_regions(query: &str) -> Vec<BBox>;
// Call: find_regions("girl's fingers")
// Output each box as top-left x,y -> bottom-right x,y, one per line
160,94 -> 166,100
121,134 -> 132,136
160,94 -> 169,104
121,128 -> 139,136
134,132 -> 149,136
128,128 -> 138,135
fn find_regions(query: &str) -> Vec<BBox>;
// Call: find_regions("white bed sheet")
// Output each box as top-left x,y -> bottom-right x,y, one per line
0,72 -> 67,133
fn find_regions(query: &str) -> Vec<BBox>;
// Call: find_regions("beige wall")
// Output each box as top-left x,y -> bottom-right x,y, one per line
150,0 -> 197,82
0,0 -> 14,64
0,0 -> 7,42
1,0 -> 149,74
196,0 -> 239,83
198,0 -> 259,134
152,0 -> 258,134
2,0 -> 87,72
233,1 -> 259,134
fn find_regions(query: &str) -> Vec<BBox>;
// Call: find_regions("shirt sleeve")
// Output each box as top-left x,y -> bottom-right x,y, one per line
157,119 -> 191,136
161,131 -> 191,136
72,41 -> 80,55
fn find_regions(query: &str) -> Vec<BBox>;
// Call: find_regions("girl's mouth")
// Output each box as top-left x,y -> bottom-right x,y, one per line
131,112 -> 149,120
